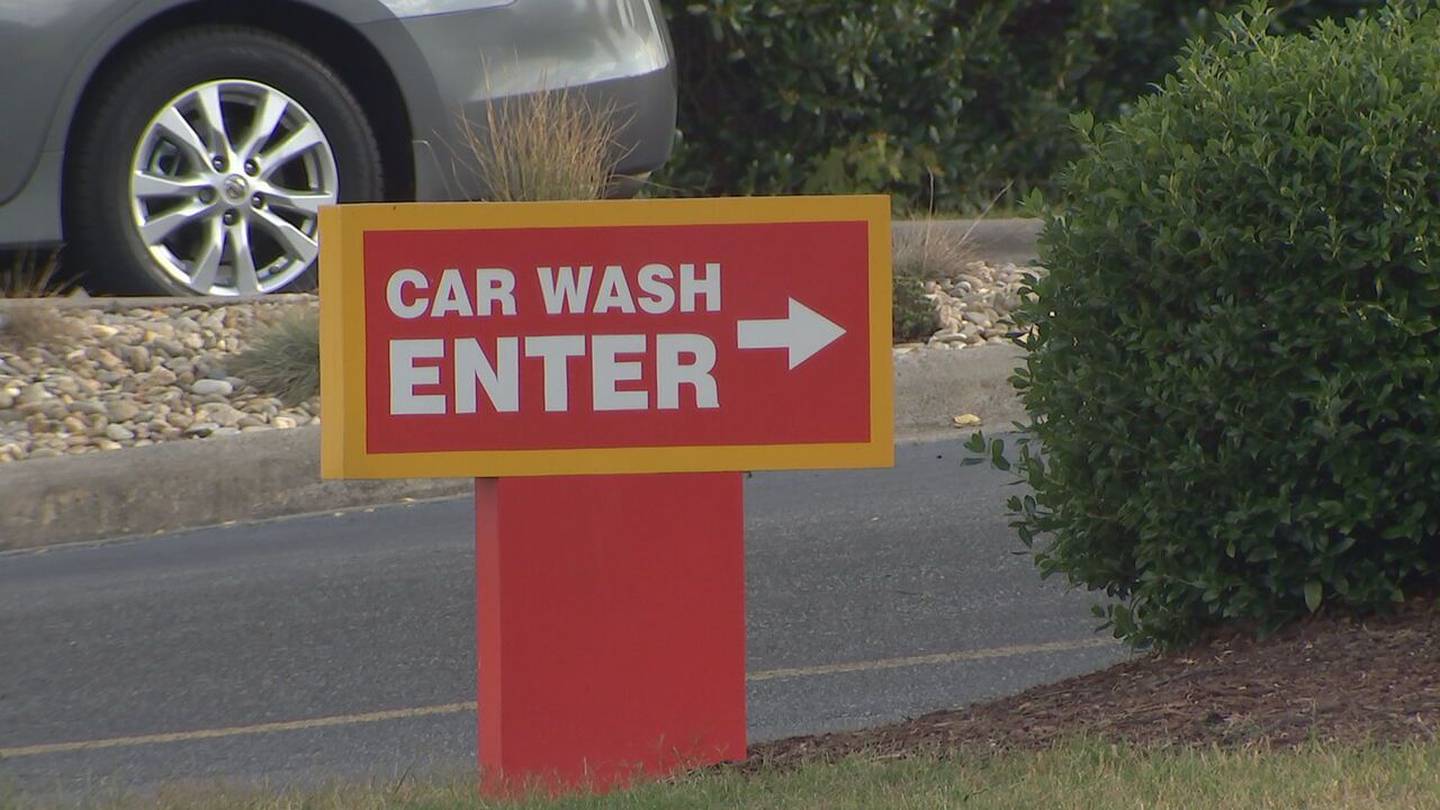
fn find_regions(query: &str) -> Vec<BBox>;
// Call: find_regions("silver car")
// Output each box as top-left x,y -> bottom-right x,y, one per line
0,0 -> 676,296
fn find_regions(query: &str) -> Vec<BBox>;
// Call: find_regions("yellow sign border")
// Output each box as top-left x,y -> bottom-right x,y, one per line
318,195 -> 893,479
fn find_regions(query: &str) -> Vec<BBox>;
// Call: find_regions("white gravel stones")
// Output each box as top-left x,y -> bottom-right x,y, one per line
919,260 -> 1040,350
16,382 -> 48,407
104,400 -> 141,422
197,402 -> 246,428
0,300 -> 318,463
190,379 -> 234,397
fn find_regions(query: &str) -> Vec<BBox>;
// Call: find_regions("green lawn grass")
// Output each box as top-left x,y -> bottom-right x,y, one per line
12,738 -> 1440,810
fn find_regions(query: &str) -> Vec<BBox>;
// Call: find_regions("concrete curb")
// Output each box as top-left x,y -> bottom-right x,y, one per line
0,427 -> 470,551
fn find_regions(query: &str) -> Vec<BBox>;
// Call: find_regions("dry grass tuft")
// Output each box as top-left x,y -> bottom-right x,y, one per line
0,251 -> 77,348
893,179 -> 1013,282
230,306 -> 320,405
0,250 -> 72,299
455,84 -> 628,202
0,304 -> 76,349
893,222 -> 973,283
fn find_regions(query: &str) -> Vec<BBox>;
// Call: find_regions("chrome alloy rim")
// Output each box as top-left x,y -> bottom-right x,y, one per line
128,80 -> 338,295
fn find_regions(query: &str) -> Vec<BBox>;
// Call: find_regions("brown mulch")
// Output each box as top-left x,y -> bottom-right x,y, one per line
750,601 -> 1440,766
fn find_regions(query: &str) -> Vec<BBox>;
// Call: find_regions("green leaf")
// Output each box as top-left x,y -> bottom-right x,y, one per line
991,440 -> 1011,473
963,431 -> 987,454
1304,581 -> 1323,613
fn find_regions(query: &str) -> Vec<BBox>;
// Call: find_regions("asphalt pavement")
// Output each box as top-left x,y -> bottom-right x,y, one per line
0,436 -> 1126,800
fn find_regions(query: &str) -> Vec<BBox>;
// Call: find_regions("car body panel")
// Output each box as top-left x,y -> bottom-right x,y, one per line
0,0 -> 675,246
0,0 -> 136,203
0,0 -> 407,233
365,0 -> 675,200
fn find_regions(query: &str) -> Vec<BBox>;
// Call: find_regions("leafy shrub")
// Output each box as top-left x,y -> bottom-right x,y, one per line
892,274 -> 939,342
973,2 -> 1440,648
657,0 -> 1385,212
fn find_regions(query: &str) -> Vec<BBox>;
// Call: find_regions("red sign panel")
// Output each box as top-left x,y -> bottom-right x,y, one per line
320,196 -> 892,477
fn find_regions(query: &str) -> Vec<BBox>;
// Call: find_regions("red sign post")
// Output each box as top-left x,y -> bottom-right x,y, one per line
319,195 -> 892,791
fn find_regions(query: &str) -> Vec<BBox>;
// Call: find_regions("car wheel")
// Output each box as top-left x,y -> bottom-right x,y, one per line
65,26 -> 384,296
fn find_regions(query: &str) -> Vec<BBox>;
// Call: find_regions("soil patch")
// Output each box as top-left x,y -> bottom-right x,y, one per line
753,600 -> 1440,765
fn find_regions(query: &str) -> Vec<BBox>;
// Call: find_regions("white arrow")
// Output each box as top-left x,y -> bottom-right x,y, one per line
736,297 -> 847,370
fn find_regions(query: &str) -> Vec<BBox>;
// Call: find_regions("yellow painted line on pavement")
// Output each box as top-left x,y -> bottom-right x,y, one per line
0,702 -> 477,759
747,637 -> 1117,682
0,638 -> 1117,760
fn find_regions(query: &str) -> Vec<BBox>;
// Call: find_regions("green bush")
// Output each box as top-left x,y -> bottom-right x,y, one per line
974,1 -> 1440,648
892,274 -> 939,342
657,1 -> 1385,212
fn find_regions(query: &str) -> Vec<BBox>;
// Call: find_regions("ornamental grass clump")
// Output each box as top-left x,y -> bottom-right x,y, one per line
456,84 -> 625,202
230,306 -> 320,406
0,250 -> 70,300
0,251 -> 75,348
972,2 -> 1440,648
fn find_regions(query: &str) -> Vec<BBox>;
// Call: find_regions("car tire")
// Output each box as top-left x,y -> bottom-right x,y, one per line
64,26 -> 384,296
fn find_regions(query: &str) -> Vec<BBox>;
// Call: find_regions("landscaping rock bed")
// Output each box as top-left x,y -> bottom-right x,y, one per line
0,299 -> 317,463
917,260 -> 1036,350
0,259 -> 1040,464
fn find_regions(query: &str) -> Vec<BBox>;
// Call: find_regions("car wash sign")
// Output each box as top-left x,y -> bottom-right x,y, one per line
318,195 -> 892,478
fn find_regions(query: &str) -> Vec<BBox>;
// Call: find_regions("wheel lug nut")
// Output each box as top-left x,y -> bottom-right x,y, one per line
223,210 -> 238,225
199,188 -> 215,203
244,160 -> 258,176
251,194 -> 264,208
212,156 -> 226,171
